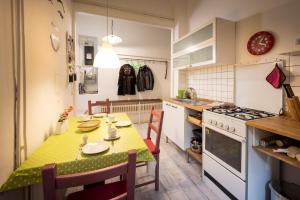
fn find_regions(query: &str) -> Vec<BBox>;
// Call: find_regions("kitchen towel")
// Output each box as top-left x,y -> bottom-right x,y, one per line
266,63 -> 286,88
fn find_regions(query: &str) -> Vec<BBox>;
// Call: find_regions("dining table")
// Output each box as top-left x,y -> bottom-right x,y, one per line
0,113 -> 154,192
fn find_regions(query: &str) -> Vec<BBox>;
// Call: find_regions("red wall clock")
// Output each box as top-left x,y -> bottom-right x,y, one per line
247,31 -> 275,55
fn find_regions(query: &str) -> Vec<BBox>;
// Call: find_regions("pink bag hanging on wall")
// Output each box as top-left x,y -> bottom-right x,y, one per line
266,63 -> 286,88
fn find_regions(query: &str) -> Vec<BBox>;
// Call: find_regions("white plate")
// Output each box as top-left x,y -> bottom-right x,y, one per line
82,142 -> 109,154
103,133 -> 121,141
115,121 -> 132,127
93,113 -> 107,118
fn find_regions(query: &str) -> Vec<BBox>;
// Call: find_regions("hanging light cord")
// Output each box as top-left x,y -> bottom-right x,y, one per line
106,0 -> 108,37
111,20 -> 114,36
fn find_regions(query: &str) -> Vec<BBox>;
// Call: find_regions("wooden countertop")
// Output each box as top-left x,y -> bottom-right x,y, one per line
246,116 -> 300,141
162,98 -> 217,112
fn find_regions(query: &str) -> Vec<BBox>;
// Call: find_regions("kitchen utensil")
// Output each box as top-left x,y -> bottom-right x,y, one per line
287,146 -> 300,158
82,135 -> 88,145
78,120 -> 100,132
283,84 -> 295,98
286,97 -> 300,121
115,121 -> 132,127
184,87 -> 197,100
76,144 -> 83,160
93,113 -> 107,118
77,115 -> 91,122
82,141 -> 109,154
106,115 -> 117,123
108,128 -> 117,138
177,89 -> 185,98
276,138 -> 294,147
103,133 -> 120,141
266,63 -> 286,88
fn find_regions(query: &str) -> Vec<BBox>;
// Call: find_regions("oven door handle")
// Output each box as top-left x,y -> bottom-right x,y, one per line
203,123 -> 245,142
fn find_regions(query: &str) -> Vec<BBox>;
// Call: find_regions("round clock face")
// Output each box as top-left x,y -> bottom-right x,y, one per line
247,31 -> 275,55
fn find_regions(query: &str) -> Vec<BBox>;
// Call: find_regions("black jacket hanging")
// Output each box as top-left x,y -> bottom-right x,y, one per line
137,65 -> 154,92
118,64 -> 136,95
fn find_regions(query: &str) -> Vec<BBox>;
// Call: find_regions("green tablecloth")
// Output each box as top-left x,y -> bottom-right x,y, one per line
0,113 -> 154,192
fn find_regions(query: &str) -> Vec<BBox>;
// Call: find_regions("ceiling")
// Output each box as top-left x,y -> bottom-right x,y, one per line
74,0 -> 297,21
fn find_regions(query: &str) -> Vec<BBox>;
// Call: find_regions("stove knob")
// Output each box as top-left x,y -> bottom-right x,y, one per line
223,124 -> 229,131
208,119 -> 212,124
212,120 -> 217,126
217,122 -> 223,128
229,127 -> 235,133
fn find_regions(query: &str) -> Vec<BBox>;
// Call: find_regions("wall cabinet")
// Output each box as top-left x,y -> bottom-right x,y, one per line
172,18 -> 235,69
171,18 -> 236,97
162,101 -> 193,150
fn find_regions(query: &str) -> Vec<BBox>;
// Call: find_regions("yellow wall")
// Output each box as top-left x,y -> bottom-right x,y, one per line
23,0 -> 74,155
0,0 -> 15,186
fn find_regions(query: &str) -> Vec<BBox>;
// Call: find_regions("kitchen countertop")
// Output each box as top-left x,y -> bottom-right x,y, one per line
162,98 -> 218,112
246,116 -> 300,141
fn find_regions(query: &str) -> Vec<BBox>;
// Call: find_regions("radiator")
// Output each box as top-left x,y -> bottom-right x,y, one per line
96,102 -> 162,123
111,102 -> 162,113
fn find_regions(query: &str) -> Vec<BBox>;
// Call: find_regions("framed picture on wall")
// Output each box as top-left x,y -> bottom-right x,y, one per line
84,46 -> 94,65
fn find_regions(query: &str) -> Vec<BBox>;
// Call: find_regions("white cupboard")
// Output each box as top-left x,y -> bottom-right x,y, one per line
172,18 -> 235,69
162,101 -> 193,150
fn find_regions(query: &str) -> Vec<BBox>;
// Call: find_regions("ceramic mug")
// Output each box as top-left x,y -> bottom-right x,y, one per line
78,115 -> 90,122
108,115 -> 115,123
108,128 -> 117,138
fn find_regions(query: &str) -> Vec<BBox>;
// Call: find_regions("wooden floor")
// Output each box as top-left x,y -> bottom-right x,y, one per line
134,123 -> 219,200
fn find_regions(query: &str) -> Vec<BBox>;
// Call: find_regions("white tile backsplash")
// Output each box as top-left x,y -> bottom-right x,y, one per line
186,65 -> 235,102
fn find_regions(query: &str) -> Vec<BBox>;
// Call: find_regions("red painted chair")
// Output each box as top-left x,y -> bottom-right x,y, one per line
42,150 -> 136,200
88,99 -> 111,115
136,107 -> 164,191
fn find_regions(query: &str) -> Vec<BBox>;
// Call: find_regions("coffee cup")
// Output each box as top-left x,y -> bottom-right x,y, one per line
108,115 -> 115,123
78,114 -> 89,122
108,128 -> 117,138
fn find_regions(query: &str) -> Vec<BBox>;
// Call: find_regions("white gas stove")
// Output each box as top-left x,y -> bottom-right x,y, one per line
202,105 -> 275,200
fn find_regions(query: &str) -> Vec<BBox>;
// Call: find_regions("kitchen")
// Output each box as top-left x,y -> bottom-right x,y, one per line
1,0 -> 300,200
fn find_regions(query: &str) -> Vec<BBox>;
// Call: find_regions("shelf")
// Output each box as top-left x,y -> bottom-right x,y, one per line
254,146 -> 300,169
280,50 -> 300,56
246,116 -> 300,142
187,116 -> 202,127
186,148 -> 202,164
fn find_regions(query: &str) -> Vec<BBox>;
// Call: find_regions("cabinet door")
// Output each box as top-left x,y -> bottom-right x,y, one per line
190,45 -> 214,66
173,54 -> 190,68
172,104 -> 185,150
162,102 -> 175,141
173,23 -> 213,54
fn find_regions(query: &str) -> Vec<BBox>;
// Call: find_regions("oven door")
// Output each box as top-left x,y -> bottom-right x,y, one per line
203,123 -> 246,181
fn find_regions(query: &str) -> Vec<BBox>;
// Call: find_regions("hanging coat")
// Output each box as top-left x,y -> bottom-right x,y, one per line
118,64 -> 136,95
137,65 -> 154,92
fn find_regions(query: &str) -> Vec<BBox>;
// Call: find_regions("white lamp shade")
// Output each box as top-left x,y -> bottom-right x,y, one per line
93,42 -> 120,68
102,34 -> 122,45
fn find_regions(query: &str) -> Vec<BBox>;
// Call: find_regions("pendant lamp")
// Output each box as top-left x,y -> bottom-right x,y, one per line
93,0 -> 120,68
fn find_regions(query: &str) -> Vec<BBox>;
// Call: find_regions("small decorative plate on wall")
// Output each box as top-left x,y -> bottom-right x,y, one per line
247,31 -> 275,55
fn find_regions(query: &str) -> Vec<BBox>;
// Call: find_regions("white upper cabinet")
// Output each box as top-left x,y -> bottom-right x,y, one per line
172,18 -> 236,69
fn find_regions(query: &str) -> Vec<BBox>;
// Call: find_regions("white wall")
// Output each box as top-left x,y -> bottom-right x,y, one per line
174,0 -> 295,40
24,0 -> 74,155
0,0 -> 15,187
75,13 -> 171,114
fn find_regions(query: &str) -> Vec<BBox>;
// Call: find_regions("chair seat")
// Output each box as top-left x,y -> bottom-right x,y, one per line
144,139 -> 160,155
68,180 -> 127,200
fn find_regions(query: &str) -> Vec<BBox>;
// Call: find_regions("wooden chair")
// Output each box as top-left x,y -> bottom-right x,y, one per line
42,150 -> 136,200
136,107 -> 164,191
88,99 -> 110,115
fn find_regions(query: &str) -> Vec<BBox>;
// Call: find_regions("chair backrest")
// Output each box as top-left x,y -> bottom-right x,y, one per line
88,99 -> 110,115
147,107 -> 164,153
42,150 -> 136,200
